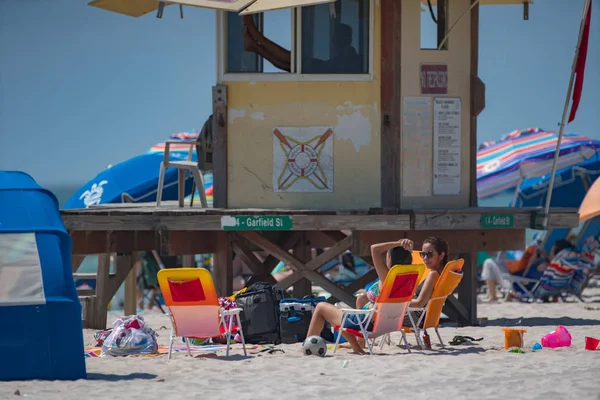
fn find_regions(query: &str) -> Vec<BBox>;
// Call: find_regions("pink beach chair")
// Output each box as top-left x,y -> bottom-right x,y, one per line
157,268 -> 247,359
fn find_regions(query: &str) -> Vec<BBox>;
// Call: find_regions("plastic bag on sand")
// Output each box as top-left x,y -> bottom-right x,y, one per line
541,325 -> 572,349
102,315 -> 159,356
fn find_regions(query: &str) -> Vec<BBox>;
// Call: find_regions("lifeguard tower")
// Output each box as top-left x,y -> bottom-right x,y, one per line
64,0 -> 579,329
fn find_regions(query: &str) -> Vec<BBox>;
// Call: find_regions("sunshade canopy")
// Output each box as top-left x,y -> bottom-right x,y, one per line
89,0 -> 335,17
579,177 -> 600,222
89,0 -> 534,18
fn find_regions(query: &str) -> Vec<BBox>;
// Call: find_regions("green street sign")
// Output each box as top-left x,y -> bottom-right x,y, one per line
221,215 -> 293,231
480,214 -> 514,229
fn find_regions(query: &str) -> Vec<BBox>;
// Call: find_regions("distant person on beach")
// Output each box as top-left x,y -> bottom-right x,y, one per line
481,238 -> 575,302
136,251 -> 162,310
305,237 -> 448,354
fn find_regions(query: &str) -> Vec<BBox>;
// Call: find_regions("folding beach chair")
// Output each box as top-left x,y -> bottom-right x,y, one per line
511,219 -> 600,302
157,268 -> 247,359
404,259 -> 464,348
360,251 -> 428,302
570,217 -> 600,301
333,263 -> 426,355
532,250 -> 580,301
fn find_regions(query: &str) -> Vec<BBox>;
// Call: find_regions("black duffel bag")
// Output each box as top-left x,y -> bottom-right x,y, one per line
235,282 -> 283,344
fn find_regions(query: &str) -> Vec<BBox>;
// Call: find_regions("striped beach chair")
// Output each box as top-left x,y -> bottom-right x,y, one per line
533,249 -> 580,300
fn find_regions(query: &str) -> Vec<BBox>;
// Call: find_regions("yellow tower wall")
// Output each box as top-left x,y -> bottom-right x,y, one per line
223,3 -> 382,210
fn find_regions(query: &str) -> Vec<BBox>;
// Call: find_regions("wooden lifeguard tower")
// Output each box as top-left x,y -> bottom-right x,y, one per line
66,0 -> 579,329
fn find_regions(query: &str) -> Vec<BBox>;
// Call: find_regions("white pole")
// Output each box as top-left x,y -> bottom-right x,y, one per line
542,0 -> 591,227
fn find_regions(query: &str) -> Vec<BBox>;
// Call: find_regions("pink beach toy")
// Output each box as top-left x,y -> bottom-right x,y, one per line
541,326 -> 572,348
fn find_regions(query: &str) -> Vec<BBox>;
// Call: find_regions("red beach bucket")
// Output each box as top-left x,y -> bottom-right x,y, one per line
585,336 -> 600,351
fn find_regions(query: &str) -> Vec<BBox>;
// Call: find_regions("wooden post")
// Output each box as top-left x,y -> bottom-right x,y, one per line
293,232 -> 312,298
456,252 -> 478,326
470,0 -> 482,207
213,231 -> 233,297
177,170 -> 185,208
72,255 -> 85,273
380,0 -> 402,209
93,254 -> 111,329
182,255 -> 195,267
213,85 -> 228,208
124,266 -> 137,316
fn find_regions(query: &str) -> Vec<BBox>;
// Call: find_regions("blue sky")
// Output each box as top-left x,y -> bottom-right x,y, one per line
0,0 -> 598,187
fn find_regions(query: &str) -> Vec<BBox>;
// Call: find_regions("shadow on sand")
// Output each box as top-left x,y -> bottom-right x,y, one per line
86,372 -> 158,381
484,316 -> 600,327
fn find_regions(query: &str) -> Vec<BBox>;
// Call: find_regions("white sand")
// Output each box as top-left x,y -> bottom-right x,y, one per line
2,290 -> 600,400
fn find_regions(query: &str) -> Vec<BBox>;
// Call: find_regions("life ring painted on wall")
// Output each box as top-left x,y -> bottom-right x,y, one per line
287,144 -> 319,177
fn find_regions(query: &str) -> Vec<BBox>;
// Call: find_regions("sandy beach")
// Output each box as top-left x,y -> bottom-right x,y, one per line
2,289 -> 600,400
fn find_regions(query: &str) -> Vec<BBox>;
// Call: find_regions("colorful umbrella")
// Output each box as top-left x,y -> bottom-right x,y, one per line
64,130 -> 212,209
477,128 -> 600,199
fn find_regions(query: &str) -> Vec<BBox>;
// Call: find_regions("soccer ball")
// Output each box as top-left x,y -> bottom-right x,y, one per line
302,335 -> 327,357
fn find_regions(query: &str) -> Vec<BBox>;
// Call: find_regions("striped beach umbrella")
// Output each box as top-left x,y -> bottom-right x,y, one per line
477,128 -> 600,200
148,130 -> 201,156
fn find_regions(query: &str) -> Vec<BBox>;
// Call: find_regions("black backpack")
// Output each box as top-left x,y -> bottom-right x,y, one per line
235,282 -> 283,344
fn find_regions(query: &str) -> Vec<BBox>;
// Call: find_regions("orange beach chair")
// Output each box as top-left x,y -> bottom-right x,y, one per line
334,264 -> 426,355
157,268 -> 247,359
404,259 -> 464,348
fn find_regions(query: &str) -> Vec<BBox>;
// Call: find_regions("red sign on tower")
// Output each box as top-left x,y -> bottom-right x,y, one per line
420,64 -> 448,95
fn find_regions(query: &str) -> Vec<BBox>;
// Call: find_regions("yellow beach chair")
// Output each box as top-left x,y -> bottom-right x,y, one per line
157,268 -> 247,359
334,263 -> 426,355
404,259 -> 464,348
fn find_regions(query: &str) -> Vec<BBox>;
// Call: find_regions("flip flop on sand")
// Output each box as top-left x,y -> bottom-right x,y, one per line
251,346 -> 285,355
448,335 -> 483,346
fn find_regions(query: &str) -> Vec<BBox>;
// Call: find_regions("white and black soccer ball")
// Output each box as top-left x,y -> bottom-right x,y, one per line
302,335 -> 327,357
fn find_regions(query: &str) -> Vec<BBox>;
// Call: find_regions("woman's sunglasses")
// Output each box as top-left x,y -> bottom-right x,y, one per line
420,251 -> 436,259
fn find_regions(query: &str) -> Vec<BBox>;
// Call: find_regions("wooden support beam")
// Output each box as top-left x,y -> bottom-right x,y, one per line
213,84 -> 228,208
106,254 -> 135,303
455,253 -> 478,326
124,266 -> 137,316
356,229 -> 526,255
92,254 -> 111,329
241,232 -> 356,305
305,230 -> 348,248
72,255 -> 85,273
470,0 -> 482,207
293,232 -> 312,298
213,232 -> 233,297
182,255 -> 195,267
69,230 -> 217,255
231,233 -> 267,275
443,295 -> 470,325
380,0 -> 402,209
247,232 -> 300,285
277,234 -> 354,289
168,231 -> 216,255
327,268 -> 378,305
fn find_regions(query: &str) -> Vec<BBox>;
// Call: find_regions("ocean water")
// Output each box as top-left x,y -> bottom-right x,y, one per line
46,185 -> 80,208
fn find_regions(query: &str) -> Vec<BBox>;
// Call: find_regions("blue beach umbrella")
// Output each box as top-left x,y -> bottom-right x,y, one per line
64,131 -> 205,209
515,158 -> 600,208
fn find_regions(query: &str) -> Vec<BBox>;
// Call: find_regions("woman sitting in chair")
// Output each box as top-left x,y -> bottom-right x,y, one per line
305,237 -> 448,354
